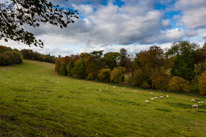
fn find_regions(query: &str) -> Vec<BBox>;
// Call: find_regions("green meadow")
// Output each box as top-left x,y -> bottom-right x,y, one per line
0,60 -> 206,136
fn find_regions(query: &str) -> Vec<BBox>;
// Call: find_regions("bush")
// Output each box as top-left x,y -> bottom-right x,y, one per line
199,71 -> 206,95
60,63 -> 67,76
110,67 -> 126,83
167,76 -> 190,92
0,50 -> 22,66
98,68 -> 111,82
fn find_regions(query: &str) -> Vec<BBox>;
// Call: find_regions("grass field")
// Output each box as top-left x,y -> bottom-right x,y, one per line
0,60 -> 206,136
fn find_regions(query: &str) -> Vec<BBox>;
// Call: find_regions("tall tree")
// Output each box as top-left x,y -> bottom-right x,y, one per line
0,0 -> 78,47
166,41 -> 199,81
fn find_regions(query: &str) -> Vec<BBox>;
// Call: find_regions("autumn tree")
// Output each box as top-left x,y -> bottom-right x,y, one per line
0,0 -> 78,47
132,46 -> 166,89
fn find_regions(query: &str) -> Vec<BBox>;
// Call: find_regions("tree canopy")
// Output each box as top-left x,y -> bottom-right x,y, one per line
0,0 -> 78,47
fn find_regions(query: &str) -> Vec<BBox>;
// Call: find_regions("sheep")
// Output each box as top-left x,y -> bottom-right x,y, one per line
154,97 -> 158,99
99,89 -> 102,92
198,101 -> 204,104
113,86 -> 116,88
150,92 -> 153,94
160,96 -> 163,98
150,98 -> 155,100
192,104 -> 198,108
145,100 -> 150,103
191,99 -> 195,102
166,95 -> 169,98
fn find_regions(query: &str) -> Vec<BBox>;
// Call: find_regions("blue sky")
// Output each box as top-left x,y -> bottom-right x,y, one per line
1,0 -> 206,56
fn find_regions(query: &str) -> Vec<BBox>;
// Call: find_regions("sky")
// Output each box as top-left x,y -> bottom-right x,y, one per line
1,0 -> 206,56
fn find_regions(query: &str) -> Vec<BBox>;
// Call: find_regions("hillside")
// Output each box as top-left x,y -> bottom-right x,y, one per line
0,60 -> 206,136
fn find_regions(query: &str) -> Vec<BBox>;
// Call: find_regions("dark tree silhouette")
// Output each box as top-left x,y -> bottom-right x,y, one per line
0,0 -> 78,47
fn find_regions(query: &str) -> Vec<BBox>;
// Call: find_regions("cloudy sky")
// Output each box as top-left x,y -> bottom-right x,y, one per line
1,0 -> 206,56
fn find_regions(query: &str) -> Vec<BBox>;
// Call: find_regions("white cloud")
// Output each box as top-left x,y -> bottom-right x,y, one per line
175,0 -> 206,29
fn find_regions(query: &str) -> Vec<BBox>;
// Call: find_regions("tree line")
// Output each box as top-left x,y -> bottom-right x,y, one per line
55,41 -> 206,95
0,46 -> 56,65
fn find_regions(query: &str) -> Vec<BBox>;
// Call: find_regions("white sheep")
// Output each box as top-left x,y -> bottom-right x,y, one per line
191,99 -> 195,102
198,101 -> 204,104
99,89 -> 102,92
166,95 -> 169,98
150,92 -> 153,94
154,97 -> 158,99
160,96 -> 163,98
145,100 -> 150,103
192,104 -> 198,108
150,98 -> 155,100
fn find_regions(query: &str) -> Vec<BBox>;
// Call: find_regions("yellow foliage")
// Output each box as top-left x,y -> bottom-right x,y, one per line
168,76 -> 189,92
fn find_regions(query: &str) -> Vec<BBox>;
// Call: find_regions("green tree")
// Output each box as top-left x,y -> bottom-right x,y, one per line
0,0 -> 78,47
67,60 -> 74,76
166,41 -> 199,81
103,52 -> 121,70
60,63 -> 67,76
72,59 -> 87,79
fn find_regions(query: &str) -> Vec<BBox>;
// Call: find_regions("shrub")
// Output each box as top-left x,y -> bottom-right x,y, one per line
110,67 -> 126,83
167,76 -> 190,92
60,63 -> 67,76
98,68 -> 111,82
199,71 -> 206,95
0,50 -> 22,66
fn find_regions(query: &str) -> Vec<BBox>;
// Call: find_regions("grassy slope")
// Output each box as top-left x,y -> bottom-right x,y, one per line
0,60 -> 206,137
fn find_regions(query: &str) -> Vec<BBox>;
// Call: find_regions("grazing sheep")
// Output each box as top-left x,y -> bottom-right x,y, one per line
99,89 -> 102,92
145,100 -> 150,103
166,95 -> 169,98
154,97 -> 158,99
160,96 -> 163,98
192,104 -> 198,108
150,98 -> 155,100
150,92 -> 153,94
191,99 -> 195,102
198,101 -> 204,104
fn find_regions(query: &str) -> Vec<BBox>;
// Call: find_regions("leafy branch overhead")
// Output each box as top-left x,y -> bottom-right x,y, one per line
0,0 -> 78,47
